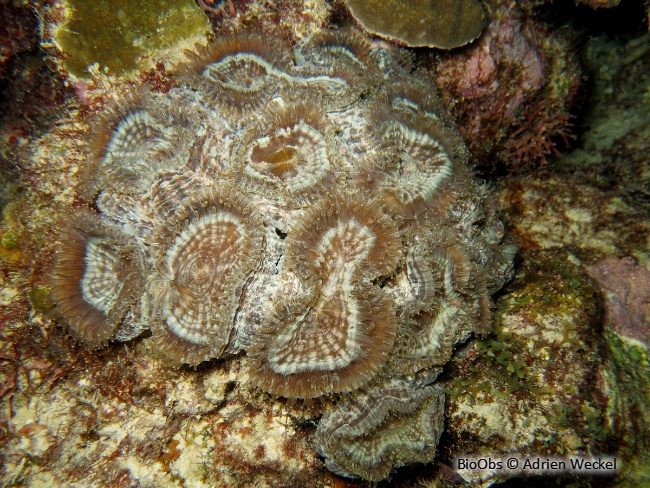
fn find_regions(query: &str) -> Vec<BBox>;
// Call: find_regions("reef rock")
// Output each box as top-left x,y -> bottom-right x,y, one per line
439,166 -> 650,486
443,249 -> 606,486
587,257 -> 650,352
44,22 -> 515,481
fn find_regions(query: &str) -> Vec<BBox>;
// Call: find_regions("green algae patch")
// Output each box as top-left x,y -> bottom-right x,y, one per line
1,230 -> 18,250
604,330 -> 650,486
55,0 -> 210,78
28,285 -> 56,315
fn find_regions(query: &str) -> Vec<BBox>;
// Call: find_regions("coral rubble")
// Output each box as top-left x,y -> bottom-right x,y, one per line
577,0 -> 621,9
45,20 -> 514,481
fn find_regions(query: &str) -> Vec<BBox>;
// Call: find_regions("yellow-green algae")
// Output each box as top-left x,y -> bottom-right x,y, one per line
444,251 -> 599,405
28,285 -> 55,315
442,250 -> 610,474
1,229 -> 18,250
0,205 -> 22,263
55,0 -> 210,78
604,330 -> 650,486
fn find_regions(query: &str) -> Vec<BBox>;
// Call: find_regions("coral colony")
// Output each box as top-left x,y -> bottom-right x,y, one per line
49,28 -> 514,481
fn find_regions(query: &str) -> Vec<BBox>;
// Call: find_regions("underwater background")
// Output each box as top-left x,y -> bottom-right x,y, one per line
0,0 -> 649,486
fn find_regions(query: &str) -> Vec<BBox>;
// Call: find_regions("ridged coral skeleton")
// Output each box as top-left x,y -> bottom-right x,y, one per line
49,26 -> 514,481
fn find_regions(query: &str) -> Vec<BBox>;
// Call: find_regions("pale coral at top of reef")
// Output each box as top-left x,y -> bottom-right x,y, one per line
42,11 -> 515,482
343,0 -> 487,49
577,0 -> 622,9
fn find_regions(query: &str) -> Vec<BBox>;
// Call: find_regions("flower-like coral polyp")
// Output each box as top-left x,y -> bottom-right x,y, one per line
232,101 -> 337,207
360,102 -> 467,219
297,28 -> 373,68
80,88 -> 194,199
50,209 -> 145,347
316,377 -> 446,481
248,191 -> 402,398
146,186 -> 264,365
180,31 -> 291,114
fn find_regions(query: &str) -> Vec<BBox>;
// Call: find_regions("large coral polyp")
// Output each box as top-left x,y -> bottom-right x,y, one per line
248,191 -> 403,399
146,186 -> 265,365
49,26 -> 514,481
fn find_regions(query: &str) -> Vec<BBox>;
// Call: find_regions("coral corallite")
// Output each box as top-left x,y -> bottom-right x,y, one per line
49,28 -> 515,481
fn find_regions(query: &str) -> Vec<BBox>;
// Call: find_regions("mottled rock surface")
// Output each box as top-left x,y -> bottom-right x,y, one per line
1,2 -> 650,488
587,257 -> 650,352
442,248 -> 606,486
439,163 -> 650,485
